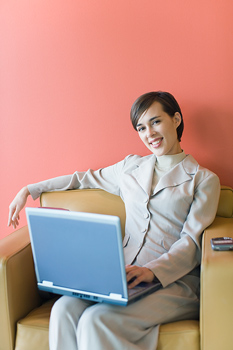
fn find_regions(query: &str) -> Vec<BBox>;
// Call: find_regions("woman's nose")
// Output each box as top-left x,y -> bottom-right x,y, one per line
147,127 -> 155,138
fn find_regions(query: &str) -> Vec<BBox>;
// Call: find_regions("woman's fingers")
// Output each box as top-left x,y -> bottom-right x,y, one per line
8,205 -> 19,228
125,265 -> 155,288
8,205 -> 16,227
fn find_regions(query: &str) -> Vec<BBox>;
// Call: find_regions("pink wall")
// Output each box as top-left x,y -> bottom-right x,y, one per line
1,0 -> 233,239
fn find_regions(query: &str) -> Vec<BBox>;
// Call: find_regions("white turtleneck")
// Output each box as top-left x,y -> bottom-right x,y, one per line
151,151 -> 186,194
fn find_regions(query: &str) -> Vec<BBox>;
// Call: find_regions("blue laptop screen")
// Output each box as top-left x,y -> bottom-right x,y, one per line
29,214 -> 125,296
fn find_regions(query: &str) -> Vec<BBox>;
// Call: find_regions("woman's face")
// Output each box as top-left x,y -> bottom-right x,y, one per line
136,101 -> 182,157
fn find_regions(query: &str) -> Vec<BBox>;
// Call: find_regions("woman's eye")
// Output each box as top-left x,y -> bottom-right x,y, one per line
137,126 -> 145,132
152,119 -> 160,125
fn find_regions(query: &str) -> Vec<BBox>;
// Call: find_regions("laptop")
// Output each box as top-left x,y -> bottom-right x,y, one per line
26,207 -> 161,306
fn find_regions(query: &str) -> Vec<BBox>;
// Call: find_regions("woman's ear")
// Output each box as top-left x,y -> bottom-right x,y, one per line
173,112 -> 182,128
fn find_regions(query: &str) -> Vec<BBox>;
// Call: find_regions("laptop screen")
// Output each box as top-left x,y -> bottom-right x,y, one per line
27,208 -> 127,297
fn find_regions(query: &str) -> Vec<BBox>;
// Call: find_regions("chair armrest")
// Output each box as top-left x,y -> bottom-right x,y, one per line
0,226 -> 42,350
200,217 -> 233,350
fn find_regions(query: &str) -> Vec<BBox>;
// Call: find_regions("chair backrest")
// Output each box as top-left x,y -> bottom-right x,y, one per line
40,189 -> 126,237
216,186 -> 233,218
40,186 -> 233,237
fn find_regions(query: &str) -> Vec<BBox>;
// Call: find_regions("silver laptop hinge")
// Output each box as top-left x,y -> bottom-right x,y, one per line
109,293 -> 122,299
42,280 -> 54,287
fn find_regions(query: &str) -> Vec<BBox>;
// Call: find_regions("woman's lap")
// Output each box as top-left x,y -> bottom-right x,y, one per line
49,278 -> 199,350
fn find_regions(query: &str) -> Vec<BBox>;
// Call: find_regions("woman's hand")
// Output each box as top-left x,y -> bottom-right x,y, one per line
125,265 -> 155,289
8,186 -> 30,229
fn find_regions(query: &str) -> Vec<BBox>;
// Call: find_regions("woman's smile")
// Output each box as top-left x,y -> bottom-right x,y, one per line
149,137 -> 163,148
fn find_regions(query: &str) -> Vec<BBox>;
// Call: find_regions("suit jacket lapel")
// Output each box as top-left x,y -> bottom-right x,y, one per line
152,155 -> 198,195
132,155 -> 156,196
132,154 -> 198,196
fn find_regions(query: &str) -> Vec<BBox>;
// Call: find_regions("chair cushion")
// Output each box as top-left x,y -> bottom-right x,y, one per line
15,298 -> 56,350
158,320 -> 200,350
15,297 -> 199,350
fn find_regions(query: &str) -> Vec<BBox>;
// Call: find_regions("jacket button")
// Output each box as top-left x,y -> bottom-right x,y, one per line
143,213 -> 149,219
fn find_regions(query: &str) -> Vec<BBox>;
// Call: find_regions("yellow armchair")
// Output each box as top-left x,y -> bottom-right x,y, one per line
0,186 -> 232,350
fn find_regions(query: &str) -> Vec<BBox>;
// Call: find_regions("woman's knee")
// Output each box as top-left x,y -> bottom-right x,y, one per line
78,303 -> 117,334
50,296 -> 92,326
51,297 -> 72,319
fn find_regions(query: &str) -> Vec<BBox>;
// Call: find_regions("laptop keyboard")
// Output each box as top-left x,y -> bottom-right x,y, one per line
128,282 -> 151,297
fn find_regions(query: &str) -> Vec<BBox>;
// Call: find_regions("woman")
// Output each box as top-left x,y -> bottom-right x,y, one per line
8,91 -> 220,350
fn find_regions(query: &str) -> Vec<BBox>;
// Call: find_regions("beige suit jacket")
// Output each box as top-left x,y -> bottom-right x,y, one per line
28,154 -> 220,288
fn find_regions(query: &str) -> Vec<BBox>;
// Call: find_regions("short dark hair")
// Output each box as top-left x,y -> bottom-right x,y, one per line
130,91 -> 184,141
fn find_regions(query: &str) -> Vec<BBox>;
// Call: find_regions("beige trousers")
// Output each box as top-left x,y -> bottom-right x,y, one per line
49,276 -> 199,350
